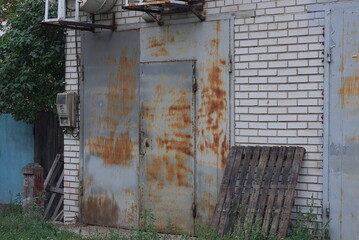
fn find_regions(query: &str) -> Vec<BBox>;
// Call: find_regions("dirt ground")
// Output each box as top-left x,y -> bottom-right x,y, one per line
58,223 -> 191,239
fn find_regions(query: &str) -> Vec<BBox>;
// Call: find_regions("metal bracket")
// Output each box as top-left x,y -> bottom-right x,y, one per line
123,0 -> 205,26
41,13 -> 116,32
189,7 -> 205,21
146,12 -> 163,26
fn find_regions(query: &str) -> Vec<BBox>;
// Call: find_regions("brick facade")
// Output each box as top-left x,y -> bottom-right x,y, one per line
63,0 -> 338,224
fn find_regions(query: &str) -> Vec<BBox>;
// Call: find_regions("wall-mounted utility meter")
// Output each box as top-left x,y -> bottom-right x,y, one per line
56,92 -> 77,127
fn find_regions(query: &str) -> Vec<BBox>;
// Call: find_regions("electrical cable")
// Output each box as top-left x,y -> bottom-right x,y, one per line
70,29 -> 80,139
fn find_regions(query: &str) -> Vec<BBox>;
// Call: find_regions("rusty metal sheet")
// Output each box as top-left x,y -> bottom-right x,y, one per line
81,30 -> 140,228
140,20 -> 231,230
140,61 -> 195,233
327,7 -> 359,239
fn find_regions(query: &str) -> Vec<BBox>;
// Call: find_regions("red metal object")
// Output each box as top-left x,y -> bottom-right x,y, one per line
22,163 -> 44,212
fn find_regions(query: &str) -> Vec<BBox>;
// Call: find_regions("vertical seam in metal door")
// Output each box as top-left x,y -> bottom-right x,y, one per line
229,17 -> 235,148
192,60 -> 198,232
323,8 -> 330,227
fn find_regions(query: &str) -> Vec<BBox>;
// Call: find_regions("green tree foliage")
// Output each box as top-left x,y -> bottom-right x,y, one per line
0,0 -> 17,22
0,0 -> 65,123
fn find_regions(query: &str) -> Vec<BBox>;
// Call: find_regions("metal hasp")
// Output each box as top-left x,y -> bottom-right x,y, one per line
122,0 -> 205,25
41,0 -> 115,31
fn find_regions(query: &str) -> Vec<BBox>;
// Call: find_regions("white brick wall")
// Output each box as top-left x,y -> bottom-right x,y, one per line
233,0 -> 325,218
63,29 -> 81,223
63,0 -> 339,225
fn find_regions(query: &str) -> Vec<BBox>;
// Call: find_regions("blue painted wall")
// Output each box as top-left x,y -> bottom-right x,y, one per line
0,114 -> 34,203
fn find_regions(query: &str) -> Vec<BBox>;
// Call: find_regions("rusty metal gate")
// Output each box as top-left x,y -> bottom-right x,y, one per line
325,6 -> 359,239
81,19 -> 232,233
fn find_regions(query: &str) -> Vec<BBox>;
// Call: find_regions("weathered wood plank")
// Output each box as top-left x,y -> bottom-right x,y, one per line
44,154 -> 61,189
237,146 -> 261,227
44,156 -> 64,220
212,145 -> 305,238
218,146 -> 245,236
255,147 -> 279,221
51,195 -> 64,220
246,146 -> 270,225
221,147 -> 245,235
262,146 -> 287,233
35,112 -> 64,178
211,147 -> 238,227
235,146 -> 258,228
278,147 -> 305,238
270,147 -> 296,234
44,192 -> 57,219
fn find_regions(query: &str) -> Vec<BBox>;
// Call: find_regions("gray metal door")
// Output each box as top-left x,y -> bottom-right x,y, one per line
80,20 -> 232,232
139,61 -> 195,233
140,20 -> 232,227
81,31 -> 140,228
327,7 -> 359,239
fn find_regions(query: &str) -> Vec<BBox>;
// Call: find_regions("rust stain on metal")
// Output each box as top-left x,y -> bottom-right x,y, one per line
145,86 -> 193,187
157,138 -> 192,157
197,192 -> 216,219
122,189 -> 137,224
126,203 -> 137,224
107,56 -> 117,65
345,135 -> 359,142
198,61 -> 229,168
147,35 -> 175,49
146,33 -> 175,57
339,75 -> 359,107
82,195 -> 119,226
151,47 -> 169,57
197,22 -> 229,169
87,131 -> 135,165
148,190 -> 163,202
85,48 -> 137,166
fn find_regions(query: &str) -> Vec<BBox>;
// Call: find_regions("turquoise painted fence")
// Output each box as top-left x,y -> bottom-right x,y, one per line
0,114 -> 34,203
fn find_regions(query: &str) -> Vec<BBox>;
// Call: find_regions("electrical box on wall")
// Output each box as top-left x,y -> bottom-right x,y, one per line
56,92 -> 77,127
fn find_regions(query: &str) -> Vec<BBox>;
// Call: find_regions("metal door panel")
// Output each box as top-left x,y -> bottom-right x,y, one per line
81,31 -> 140,228
141,20 -> 231,227
328,8 -> 359,239
140,61 -> 195,233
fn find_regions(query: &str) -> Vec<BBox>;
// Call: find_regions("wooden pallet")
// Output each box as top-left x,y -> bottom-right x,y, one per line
211,146 -> 305,238
43,154 -> 64,221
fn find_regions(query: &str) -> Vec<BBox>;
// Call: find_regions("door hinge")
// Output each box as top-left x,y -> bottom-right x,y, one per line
81,65 -> 85,81
80,181 -> 83,197
325,202 -> 330,217
192,83 -> 198,93
192,202 -> 197,218
327,52 -> 331,63
327,45 -> 335,63
228,54 -> 233,73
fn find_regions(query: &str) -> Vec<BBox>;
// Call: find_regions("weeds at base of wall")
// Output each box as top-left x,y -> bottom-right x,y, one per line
286,205 -> 330,240
0,198 -> 330,240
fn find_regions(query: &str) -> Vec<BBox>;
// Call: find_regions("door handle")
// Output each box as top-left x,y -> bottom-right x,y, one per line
140,132 -> 151,156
